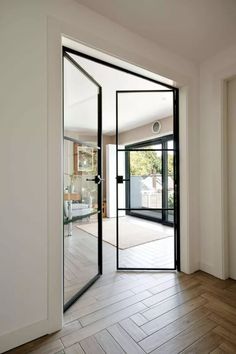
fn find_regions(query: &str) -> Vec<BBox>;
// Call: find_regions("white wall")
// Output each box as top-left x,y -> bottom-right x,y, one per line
0,0 -> 199,351
106,145 -> 125,218
200,45 -> 236,279
0,1 -> 49,351
227,77 -> 236,280
118,116 -> 173,145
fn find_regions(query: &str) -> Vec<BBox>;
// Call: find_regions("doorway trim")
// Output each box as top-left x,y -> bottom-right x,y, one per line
63,46 -> 176,90
44,18 -> 195,342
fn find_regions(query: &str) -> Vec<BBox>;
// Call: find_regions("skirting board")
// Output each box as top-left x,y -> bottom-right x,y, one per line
0,319 -> 50,353
200,262 -> 226,280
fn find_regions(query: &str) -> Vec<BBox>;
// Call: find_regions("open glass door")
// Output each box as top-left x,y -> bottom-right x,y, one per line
116,90 -> 179,270
63,50 -> 103,310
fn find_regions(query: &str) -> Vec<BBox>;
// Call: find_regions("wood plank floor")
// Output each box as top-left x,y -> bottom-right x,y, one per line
64,225 -> 98,303
7,256 -> 236,353
65,216 -> 174,303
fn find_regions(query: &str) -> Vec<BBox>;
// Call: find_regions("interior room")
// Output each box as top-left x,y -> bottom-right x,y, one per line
1,1 -> 236,353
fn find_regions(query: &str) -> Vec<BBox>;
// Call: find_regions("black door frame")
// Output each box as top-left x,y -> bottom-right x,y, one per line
63,49 -> 103,311
116,89 -> 180,271
62,45 -> 180,279
125,134 -> 174,227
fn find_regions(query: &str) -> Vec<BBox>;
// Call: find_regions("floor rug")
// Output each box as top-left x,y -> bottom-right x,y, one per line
77,217 -> 173,249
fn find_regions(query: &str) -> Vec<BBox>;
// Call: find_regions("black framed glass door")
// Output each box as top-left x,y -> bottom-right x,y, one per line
116,90 -> 179,271
63,49 -> 103,311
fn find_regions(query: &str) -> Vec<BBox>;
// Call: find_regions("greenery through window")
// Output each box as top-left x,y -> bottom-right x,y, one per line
130,150 -> 173,176
126,136 -> 174,225
130,151 -> 162,175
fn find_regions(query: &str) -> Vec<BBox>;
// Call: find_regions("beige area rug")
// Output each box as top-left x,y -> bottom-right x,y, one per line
77,217 -> 173,249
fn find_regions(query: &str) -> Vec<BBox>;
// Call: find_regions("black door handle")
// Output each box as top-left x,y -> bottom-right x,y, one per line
86,175 -> 105,184
116,175 -> 130,184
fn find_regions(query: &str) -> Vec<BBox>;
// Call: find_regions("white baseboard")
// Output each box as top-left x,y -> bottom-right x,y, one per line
189,261 -> 200,274
200,262 -> 227,280
0,319 -> 50,353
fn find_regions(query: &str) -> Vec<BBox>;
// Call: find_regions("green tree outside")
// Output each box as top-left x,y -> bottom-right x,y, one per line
130,151 -> 162,175
130,151 -> 173,176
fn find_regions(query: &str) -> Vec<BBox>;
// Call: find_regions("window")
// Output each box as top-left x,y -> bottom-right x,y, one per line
126,135 -> 174,226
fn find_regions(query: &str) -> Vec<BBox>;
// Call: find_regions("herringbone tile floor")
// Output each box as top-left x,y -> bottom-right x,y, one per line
6,240 -> 236,354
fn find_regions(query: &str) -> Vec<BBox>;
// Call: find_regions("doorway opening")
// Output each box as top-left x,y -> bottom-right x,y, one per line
63,46 -> 179,310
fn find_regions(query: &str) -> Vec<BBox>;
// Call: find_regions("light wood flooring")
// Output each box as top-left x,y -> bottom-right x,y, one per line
65,217 -> 174,303
119,237 -> 174,269
64,226 -> 98,304
7,239 -> 236,354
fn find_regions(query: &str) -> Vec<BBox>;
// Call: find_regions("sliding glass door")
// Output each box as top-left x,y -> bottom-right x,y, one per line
126,135 -> 174,226
63,49 -> 103,310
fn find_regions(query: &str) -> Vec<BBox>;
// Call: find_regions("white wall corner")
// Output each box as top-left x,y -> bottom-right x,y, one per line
179,84 -> 200,275
221,79 -> 229,280
47,17 -> 64,333
199,45 -> 236,280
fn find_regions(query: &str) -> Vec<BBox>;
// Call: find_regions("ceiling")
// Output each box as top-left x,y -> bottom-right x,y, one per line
64,53 -> 173,134
75,0 -> 236,62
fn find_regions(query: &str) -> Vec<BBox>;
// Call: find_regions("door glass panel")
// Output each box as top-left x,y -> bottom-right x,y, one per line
117,90 -> 176,270
63,53 -> 101,307
118,210 -> 175,269
117,91 -> 173,146
117,148 -> 163,213
118,148 -> 163,219
117,140 -> 175,269
129,148 -> 162,210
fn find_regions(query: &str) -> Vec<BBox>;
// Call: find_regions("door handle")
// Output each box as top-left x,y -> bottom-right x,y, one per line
116,175 -> 130,184
86,175 -> 105,184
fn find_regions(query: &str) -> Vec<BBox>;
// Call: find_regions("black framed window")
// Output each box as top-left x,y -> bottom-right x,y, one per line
125,135 -> 174,226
